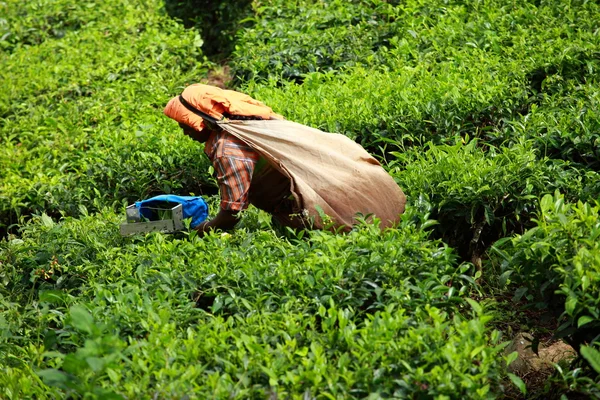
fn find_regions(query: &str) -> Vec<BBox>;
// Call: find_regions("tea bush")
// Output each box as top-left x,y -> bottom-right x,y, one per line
3,0 -> 600,397
491,193 -> 600,348
1,0 -> 100,51
490,193 -> 600,396
245,63 -> 527,150
0,0 -> 214,232
232,0 -> 600,84
235,0 -> 600,155
1,210 -> 511,398
493,81 -> 600,170
389,140 -> 600,261
163,0 -> 253,58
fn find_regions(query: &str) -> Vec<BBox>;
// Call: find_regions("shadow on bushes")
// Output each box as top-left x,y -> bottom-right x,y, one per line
164,0 -> 253,60
527,50 -> 600,96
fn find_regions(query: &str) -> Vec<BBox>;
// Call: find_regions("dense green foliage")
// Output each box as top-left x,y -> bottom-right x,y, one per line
231,2 -> 600,394
2,0 -> 600,398
233,0 -> 599,84
237,0 -> 600,161
492,193 -> 600,349
390,140 -> 599,259
163,0 -> 253,58
0,0 -> 213,232
2,210 -> 509,398
491,193 -> 600,395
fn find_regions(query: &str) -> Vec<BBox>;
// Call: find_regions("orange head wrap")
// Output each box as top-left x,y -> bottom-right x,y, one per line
164,84 -> 282,132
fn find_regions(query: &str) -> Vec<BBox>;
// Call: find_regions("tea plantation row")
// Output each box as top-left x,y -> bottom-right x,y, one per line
1,0 -> 600,398
2,208 -> 509,398
232,0 -> 600,396
0,0 -> 214,232
237,0 -> 600,167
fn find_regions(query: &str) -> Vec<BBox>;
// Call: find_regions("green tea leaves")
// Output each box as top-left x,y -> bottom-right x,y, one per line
3,0 -> 600,398
507,373 -> 527,395
69,305 -> 94,335
581,345 -> 600,374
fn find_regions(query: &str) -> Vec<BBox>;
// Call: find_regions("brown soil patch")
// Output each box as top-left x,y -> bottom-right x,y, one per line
201,65 -> 232,89
503,332 -> 577,399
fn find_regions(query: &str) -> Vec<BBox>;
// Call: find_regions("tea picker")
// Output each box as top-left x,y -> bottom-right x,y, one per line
120,194 -> 208,236
159,83 -> 407,233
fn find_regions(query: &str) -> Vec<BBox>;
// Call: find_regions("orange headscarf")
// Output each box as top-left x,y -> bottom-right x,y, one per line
164,84 -> 283,132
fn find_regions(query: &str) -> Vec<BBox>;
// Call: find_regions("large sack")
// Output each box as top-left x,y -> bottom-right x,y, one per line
219,119 -> 406,230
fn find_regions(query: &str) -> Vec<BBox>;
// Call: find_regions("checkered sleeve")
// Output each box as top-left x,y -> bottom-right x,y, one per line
211,135 -> 259,212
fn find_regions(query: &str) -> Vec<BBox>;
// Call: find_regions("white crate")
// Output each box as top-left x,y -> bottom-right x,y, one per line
120,203 -> 184,236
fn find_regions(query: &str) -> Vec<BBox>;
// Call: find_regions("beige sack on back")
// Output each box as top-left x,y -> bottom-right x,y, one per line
219,119 -> 406,230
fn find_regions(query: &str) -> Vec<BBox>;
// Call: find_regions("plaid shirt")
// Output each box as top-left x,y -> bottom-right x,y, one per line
204,130 -> 259,212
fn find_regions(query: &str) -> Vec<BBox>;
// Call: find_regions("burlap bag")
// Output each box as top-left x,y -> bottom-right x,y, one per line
219,119 -> 406,230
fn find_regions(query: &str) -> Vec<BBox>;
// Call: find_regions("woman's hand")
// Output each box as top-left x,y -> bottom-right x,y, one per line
195,209 -> 239,235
